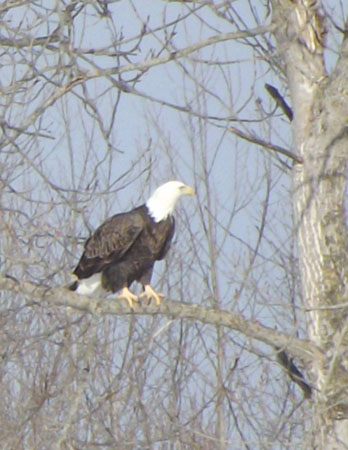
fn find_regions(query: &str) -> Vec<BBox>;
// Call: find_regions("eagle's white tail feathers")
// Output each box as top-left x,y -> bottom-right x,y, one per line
75,273 -> 104,295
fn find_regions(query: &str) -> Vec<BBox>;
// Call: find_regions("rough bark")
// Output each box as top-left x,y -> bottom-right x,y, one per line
272,0 -> 348,447
0,275 -> 321,365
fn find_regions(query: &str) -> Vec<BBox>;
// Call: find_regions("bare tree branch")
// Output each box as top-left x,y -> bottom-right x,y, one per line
228,125 -> 303,163
0,276 -> 322,366
265,83 -> 293,122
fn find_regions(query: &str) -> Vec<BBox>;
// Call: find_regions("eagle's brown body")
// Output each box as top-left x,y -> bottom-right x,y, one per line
70,205 -> 174,294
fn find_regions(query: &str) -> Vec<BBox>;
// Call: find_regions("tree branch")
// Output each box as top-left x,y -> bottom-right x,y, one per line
265,83 -> 293,121
79,25 -> 276,79
0,276 -> 322,366
229,126 -> 303,164
0,34 -> 60,48
276,349 -> 312,398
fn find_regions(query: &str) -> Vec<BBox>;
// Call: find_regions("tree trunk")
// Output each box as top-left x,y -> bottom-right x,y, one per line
272,1 -> 348,447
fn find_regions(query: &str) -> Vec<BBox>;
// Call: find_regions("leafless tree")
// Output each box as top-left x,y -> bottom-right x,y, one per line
0,1 -> 347,448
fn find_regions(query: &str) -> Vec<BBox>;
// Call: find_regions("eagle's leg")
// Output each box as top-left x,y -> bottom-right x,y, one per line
139,284 -> 164,305
118,287 -> 138,308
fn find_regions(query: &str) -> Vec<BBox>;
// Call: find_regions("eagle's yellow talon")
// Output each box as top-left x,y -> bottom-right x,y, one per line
118,287 -> 138,308
139,285 -> 164,305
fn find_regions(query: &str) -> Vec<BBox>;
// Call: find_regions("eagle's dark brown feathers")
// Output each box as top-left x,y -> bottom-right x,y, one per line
72,205 -> 174,293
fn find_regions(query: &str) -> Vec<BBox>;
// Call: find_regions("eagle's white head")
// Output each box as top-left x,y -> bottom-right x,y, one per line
146,180 -> 195,222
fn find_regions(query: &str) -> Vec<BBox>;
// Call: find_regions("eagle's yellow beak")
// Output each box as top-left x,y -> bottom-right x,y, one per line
183,185 -> 195,196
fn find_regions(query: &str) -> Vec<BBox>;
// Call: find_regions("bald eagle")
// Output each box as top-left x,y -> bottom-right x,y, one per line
69,181 -> 194,307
